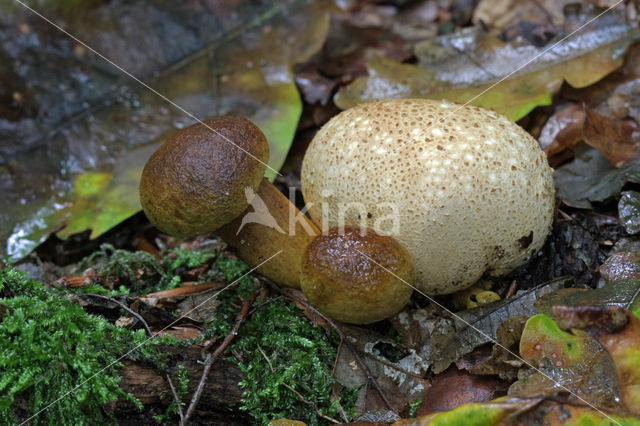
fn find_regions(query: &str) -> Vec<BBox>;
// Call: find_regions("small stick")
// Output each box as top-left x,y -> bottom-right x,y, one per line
182,286 -> 262,424
505,280 -> 518,299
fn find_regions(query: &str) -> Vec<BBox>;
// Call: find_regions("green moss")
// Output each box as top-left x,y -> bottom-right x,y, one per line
81,244 -> 221,294
231,300 -> 357,425
0,266 -> 167,425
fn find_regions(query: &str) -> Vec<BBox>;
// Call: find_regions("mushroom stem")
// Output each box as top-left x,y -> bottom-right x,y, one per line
216,178 -> 319,289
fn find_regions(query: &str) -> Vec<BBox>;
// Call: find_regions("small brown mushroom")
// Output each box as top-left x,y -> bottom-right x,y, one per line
140,116 -> 318,288
300,226 -> 415,324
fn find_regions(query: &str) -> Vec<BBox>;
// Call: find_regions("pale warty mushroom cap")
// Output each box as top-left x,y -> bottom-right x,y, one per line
301,99 -> 555,295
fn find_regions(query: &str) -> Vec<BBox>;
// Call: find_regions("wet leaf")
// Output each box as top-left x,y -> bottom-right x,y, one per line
1,0 -> 331,260
535,277 -> 640,318
393,279 -> 566,375
554,306 -> 640,415
333,324 -> 430,416
554,143 -> 640,208
456,316 -> 527,381
600,251 -> 640,283
394,396 -> 541,425
394,396 -> 640,425
335,7 -> 637,120
538,103 -> 585,162
510,314 -> 621,410
620,191 -> 640,234
415,367 -> 508,417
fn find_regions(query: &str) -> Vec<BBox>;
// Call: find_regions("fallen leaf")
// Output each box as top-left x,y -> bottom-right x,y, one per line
393,396 -> 541,425
1,1 -> 331,260
510,314 -> 621,411
138,282 -> 224,309
554,305 -> 640,415
538,103 -> 585,161
620,191 -> 640,234
416,367 -> 508,416
429,279 -> 566,373
334,324 -> 430,416
583,108 -> 640,167
554,143 -> 640,208
456,316 -> 527,381
394,396 -> 640,425
534,279 -> 640,317
600,251 -> 640,282
393,279 -> 566,375
335,8 -> 637,120
473,0 -> 573,39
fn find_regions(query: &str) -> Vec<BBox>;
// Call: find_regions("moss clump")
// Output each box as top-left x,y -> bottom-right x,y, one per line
233,299 -> 358,425
82,244 -> 220,293
0,266 -> 163,425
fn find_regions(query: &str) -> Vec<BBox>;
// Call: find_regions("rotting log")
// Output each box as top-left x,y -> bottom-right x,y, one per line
111,345 -> 250,425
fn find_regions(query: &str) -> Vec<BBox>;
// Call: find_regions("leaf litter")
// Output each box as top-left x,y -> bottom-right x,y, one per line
5,0 -> 640,424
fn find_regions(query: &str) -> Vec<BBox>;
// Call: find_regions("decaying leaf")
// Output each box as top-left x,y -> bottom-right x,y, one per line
335,6 -> 638,120
620,191 -> 640,234
538,103 -> 585,161
1,0 -> 331,260
392,279 -> 566,375
554,305 -> 640,415
554,143 -> 640,208
510,314 -> 621,411
583,108 -> 640,167
394,396 -> 640,425
333,324 -> 430,417
473,0 -> 574,32
600,251 -> 640,283
415,367 -> 508,417
456,316 -> 527,381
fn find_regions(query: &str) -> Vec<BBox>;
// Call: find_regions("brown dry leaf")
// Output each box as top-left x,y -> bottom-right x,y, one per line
583,107 -> 640,167
456,316 -> 527,381
137,282 -> 224,308
473,0 -> 573,32
154,324 -> 203,340
416,367 -> 508,417
538,103 -> 585,161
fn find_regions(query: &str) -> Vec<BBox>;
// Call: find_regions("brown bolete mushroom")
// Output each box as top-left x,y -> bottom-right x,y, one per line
300,226 -> 415,324
301,99 -> 555,295
140,116 -> 318,288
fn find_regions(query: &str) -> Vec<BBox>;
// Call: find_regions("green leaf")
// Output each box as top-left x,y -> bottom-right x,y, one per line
1,0 -> 330,260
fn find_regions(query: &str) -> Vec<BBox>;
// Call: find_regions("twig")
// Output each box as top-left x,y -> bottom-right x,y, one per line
182,286 -> 262,424
257,345 -> 340,424
263,279 -> 394,411
87,293 -> 185,421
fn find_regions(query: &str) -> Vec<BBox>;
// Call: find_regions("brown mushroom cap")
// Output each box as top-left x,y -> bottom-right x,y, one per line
300,226 -> 415,324
301,99 -> 555,295
140,116 -> 269,237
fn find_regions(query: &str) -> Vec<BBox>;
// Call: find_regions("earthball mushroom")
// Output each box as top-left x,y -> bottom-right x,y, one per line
301,99 -> 555,295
